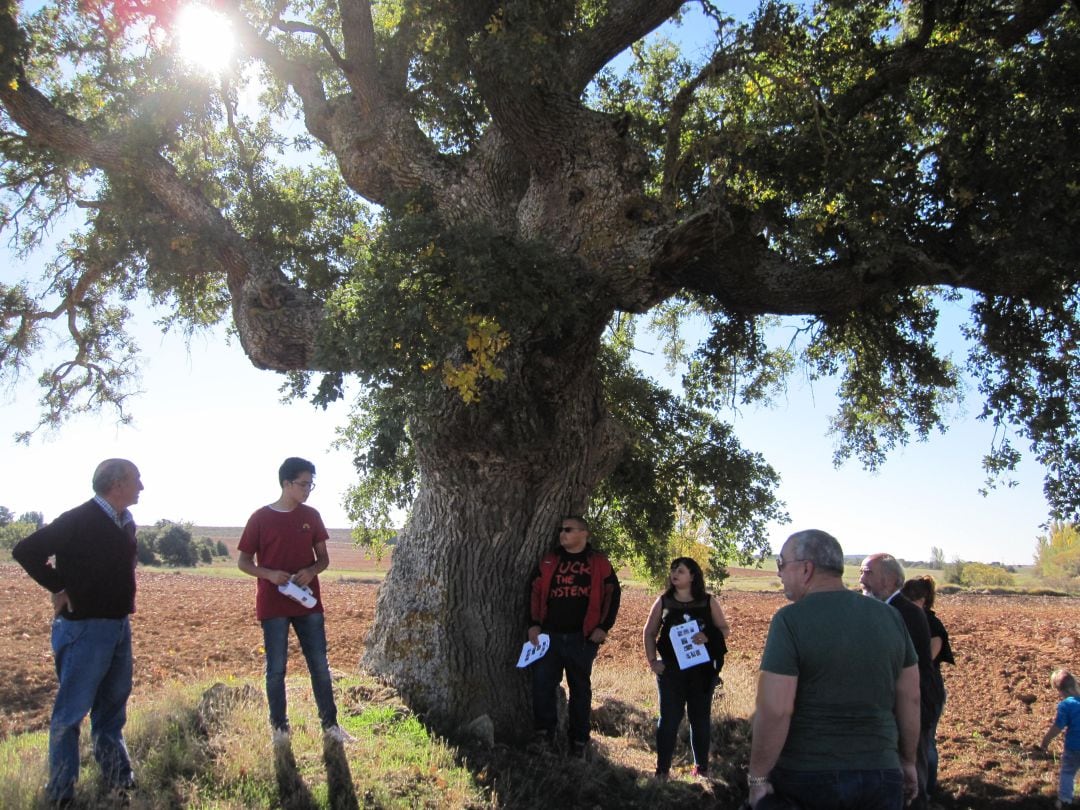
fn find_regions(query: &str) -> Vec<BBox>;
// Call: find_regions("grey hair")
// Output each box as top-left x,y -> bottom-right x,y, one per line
92,459 -> 134,496
873,554 -> 906,590
787,529 -> 845,575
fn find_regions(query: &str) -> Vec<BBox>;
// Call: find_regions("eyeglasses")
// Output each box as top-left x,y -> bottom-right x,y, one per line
776,556 -> 808,572
559,526 -> 583,533
291,480 -> 316,490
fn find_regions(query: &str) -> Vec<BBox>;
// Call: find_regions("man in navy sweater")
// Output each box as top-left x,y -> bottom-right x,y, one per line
14,458 -> 143,806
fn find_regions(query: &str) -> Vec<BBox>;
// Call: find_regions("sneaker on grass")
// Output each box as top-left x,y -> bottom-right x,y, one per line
324,725 -> 356,744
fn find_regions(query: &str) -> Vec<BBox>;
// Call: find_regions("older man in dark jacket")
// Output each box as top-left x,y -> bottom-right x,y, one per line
14,458 -> 143,806
862,552 -> 945,810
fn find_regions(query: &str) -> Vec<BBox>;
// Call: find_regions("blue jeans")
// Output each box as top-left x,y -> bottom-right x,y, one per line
1059,747 -> 1080,803
655,664 -> 717,774
927,689 -> 945,795
48,616 -> 134,802
261,613 -> 337,731
531,632 -> 598,744
766,766 -> 905,810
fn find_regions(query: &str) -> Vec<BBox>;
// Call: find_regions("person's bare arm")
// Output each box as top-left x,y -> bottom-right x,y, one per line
293,541 -> 329,586
930,635 -> 943,661
710,595 -> 731,639
894,664 -> 921,804
237,551 -> 290,585
642,597 -> 665,675
748,670 -> 797,807
1040,722 -> 1063,751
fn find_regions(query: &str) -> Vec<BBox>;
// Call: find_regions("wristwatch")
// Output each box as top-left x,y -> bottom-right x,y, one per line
747,773 -> 770,788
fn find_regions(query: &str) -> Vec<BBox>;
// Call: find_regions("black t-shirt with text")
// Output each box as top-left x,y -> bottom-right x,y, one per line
544,549 -> 594,633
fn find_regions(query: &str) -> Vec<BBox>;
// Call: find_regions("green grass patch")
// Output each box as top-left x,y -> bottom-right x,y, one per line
0,674 -> 486,809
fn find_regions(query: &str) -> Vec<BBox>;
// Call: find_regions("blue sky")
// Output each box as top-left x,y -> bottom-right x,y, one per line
0,2 -> 1055,565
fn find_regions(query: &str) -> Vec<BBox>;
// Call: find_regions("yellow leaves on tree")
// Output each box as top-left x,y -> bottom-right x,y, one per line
441,315 -> 509,403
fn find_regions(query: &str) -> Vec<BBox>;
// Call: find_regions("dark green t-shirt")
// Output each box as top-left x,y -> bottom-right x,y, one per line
760,589 -> 917,771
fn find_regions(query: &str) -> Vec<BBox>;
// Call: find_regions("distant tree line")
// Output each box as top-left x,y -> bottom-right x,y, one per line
136,521 -> 229,567
2,509 -> 228,568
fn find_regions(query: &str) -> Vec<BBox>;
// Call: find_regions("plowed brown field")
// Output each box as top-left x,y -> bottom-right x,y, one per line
2,561 -> 1077,808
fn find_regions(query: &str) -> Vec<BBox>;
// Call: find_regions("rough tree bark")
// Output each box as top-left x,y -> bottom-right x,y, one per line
364,330 -> 625,737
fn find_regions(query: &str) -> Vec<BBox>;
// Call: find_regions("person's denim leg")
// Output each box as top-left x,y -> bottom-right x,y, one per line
684,665 -> 717,771
89,618 -> 133,788
562,635 -> 598,744
292,613 -> 338,729
531,636 -> 564,734
47,617 -> 132,802
915,719 -> 933,807
769,766 -> 905,810
1059,748 -> 1080,803
655,668 -> 687,774
261,617 -> 291,731
926,690 -> 944,795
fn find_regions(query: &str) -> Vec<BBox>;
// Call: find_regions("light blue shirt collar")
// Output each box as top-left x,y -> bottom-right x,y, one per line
94,495 -> 133,529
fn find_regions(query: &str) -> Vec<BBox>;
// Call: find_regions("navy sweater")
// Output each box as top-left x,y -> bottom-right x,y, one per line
13,499 -> 137,619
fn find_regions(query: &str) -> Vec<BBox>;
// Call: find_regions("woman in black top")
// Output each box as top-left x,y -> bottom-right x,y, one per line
902,574 -> 954,797
642,557 -> 730,780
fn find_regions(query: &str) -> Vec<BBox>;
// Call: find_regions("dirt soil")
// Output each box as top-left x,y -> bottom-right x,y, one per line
2,562 -> 1077,808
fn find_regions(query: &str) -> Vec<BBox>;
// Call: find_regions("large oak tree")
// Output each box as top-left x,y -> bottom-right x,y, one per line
2,0 -> 1078,737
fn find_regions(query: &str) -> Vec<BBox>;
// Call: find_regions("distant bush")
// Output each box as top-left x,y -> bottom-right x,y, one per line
959,561 -> 1015,587
135,523 -> 231,567
135,536 -> 160,566
0,521 -> 36,552
943,557 -> 964,584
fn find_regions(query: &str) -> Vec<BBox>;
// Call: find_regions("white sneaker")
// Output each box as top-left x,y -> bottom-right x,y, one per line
272,727 -> 291,746
323,725 -> 355,744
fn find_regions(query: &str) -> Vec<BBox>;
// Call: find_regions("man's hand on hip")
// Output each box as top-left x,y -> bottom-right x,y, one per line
51,590 -> 72,616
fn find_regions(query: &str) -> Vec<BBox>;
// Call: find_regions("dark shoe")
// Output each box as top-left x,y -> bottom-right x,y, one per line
526,730 -> 554,754
569,740 -> 588,759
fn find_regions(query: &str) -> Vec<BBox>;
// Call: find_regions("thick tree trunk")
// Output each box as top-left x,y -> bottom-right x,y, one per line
362,347 -> 624,740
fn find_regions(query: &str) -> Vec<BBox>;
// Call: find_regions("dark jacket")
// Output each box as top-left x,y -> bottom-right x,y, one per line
13,499 -> 137,619
530,545 -> 620,636
888,591 -> 944,724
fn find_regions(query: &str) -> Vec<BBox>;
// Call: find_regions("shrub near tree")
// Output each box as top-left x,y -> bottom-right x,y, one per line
959,561 -> 1015,588
137,520 -> 202,567
0,520 -> 37,552
0,505 -> 39,552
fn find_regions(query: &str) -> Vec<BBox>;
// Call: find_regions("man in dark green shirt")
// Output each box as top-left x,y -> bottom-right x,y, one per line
747,529 -> 919,810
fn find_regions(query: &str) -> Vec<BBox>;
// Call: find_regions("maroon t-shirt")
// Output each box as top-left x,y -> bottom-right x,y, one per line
238,504 -> 328,620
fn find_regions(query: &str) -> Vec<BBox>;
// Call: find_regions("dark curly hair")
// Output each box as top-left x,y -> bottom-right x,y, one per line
664,557 -> 709,601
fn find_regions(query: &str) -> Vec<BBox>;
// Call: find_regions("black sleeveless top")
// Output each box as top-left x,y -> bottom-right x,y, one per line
655,595 -> 727,671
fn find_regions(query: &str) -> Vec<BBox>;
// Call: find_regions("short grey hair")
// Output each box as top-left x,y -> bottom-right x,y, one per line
92,459 -> 134,496
787,529 -> 845,575
873,554 -> 906,590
